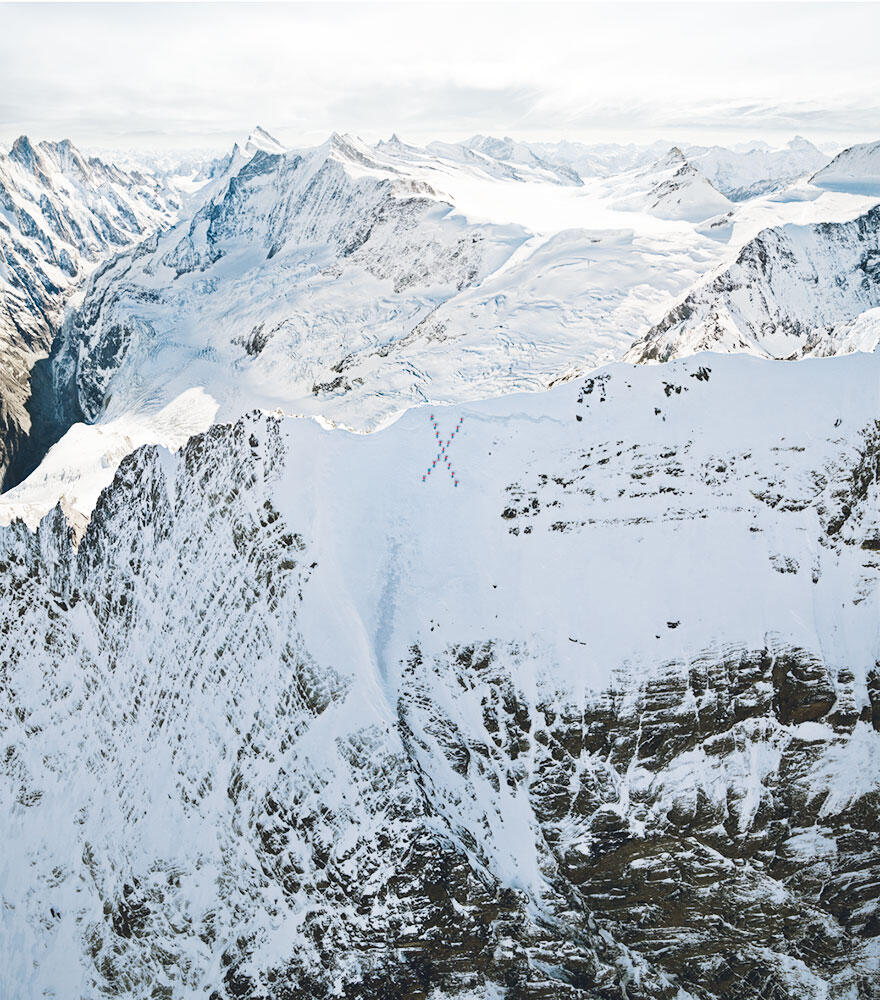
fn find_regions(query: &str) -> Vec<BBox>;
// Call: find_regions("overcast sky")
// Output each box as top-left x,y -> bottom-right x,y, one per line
2,1 -> 879,153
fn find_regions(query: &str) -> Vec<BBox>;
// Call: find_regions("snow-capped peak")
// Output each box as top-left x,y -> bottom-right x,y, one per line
657,145 -> 689,169
610,145 -> 732,222
8,134 -> 49,181
243,125 -> 287,157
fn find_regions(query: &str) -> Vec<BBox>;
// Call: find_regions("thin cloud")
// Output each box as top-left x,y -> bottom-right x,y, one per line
1,2 -> 878,150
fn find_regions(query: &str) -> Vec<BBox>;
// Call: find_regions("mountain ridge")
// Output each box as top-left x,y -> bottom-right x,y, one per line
1,351 -> 878,998
0,134 -> 183,491
2,123 -> 880,1000
626,204 -> 880,363
4,128 -> 879,531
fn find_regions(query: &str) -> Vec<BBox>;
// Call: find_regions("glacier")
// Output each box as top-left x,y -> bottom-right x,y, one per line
2,130 -> 878,531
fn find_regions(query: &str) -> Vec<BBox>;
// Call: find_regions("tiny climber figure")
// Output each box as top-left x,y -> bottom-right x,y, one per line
422,413 -> 463,486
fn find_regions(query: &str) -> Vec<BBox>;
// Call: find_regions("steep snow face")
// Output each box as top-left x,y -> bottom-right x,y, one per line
627,205 -> 880,362
1,353 -> 879,999
243,125 -> 287,157
684,137 -> 829,201
812,139 -> 880,195
0,136 -> 183,490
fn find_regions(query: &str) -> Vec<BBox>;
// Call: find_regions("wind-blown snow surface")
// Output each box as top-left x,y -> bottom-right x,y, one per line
1,353 -> 879,998
4,131 -> 879,531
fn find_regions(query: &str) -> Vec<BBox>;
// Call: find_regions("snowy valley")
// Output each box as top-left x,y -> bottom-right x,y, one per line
0,136 -> 185,493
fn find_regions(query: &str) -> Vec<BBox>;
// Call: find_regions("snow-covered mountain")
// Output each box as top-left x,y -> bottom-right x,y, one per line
0,136 -> 182,490
627,204 -> 880,362
0,132 -> 730,526
243,125 -> 288,157
684,136 -> 829,201
1,352 -> 878,998
460,135 -> 584,186
609,147 -> 733,222
65,132 -> 532,426
466,136 -> 828,201
812,139 -> 880,195
526,138 -> 672,178
4,128 -> 878,531
1,125 -> 880,1000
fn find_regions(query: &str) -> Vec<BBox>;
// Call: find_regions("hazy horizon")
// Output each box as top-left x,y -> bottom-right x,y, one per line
2,2 -> 879,155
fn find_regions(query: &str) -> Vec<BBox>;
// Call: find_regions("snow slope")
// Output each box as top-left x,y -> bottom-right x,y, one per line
608,147 -> 732,222
684,136 -> 828,201
243,125 -> 287,157
2,126 -> 880,999
0,135 -> 723,527
1,352 -> 878,998
811,139 -> 880,195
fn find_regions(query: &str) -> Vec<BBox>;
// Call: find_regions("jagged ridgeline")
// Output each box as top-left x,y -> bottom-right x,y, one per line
4,128 -> 880,542
627,205 -> 880,364
0,136 -> 181,492
1,354 -> 878,998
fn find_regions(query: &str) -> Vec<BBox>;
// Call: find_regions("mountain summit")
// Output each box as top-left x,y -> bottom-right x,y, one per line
243,125 -> 287,157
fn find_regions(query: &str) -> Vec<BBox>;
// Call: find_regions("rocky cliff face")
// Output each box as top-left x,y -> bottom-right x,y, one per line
0,136 -> 182,490
2,353 -> 878,999
627,205 -> 880,363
